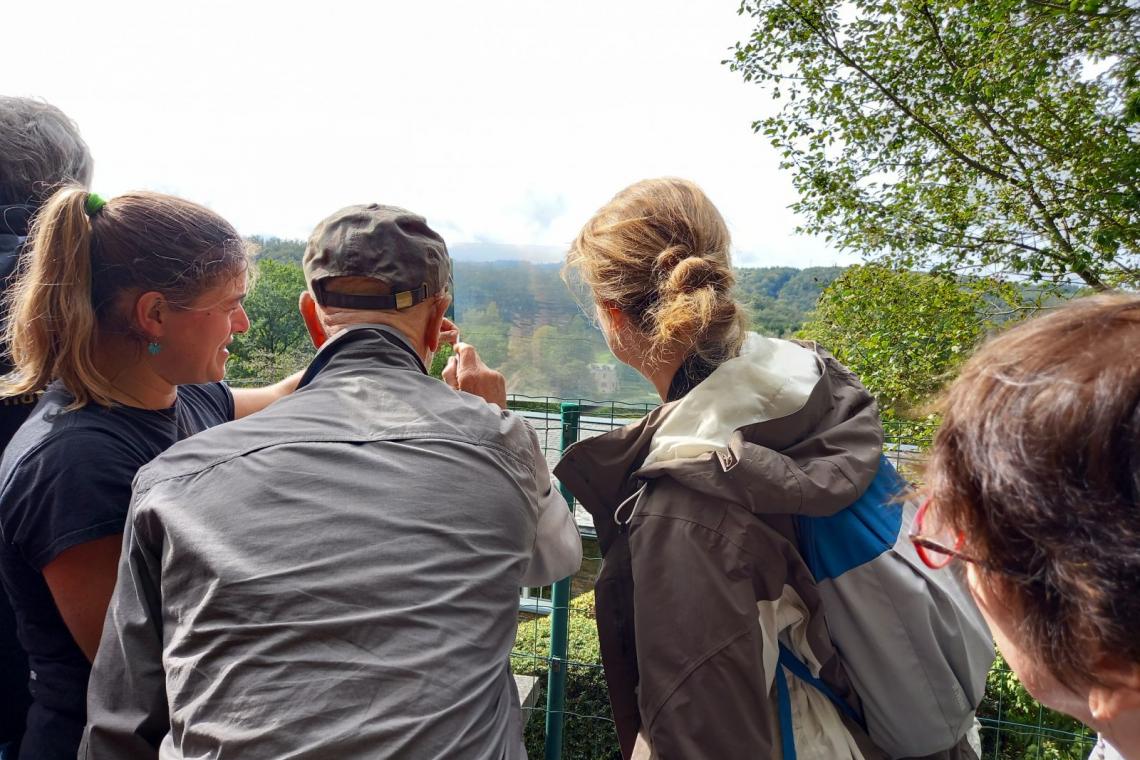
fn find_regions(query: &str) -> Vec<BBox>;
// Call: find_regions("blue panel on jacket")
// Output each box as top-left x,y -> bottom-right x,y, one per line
795,456 -> 905,582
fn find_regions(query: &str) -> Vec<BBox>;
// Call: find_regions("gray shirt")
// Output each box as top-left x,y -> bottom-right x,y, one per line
81,325 -> 582,759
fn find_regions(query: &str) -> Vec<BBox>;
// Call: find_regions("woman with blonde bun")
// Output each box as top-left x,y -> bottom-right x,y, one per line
554,178 -> 991,760
0,187 -> 301,760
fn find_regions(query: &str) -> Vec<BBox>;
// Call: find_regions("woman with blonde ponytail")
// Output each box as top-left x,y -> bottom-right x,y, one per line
553,178 -> 988,760
0,186 -> 301,760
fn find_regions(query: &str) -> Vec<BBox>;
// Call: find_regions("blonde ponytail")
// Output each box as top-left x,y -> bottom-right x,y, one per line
564,177 -> 746,367
2,186 -> 248,409
3,186 -> 107,407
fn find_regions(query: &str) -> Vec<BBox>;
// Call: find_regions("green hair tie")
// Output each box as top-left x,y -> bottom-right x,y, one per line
85,192 -> 107,216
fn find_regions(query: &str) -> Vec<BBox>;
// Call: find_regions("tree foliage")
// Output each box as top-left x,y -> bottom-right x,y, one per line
799,265 -> 1025,420
504,316 -> 610,398
729,0 -> 1140,290
428,342 -> 454,379
978,655 -> 1094,760
227,258 -> 312,383
459,301 -> 510,368
225,251 -> 844,398
737,266 -> 845,335
249,235 -> 306,265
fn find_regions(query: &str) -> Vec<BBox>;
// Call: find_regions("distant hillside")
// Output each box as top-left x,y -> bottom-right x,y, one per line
454,263 -> 842,338
242,239 -> 843,400
449,242 -> 565,263
736,267 -> 845,337
454,262 -> 576,325
250,236 -> 305,264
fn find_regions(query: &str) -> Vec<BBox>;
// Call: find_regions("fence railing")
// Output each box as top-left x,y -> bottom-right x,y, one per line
511,397 -> 1097,760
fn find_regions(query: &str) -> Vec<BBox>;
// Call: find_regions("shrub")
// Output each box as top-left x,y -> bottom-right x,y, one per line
513,598 -> 1099,760
512,592 -> 620,760
976,654 -> 1095,760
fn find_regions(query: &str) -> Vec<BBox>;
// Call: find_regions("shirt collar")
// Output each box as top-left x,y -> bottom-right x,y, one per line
297,324 -> 427,390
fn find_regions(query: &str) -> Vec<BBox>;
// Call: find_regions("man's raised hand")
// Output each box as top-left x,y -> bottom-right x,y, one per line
442,342 -> 507,410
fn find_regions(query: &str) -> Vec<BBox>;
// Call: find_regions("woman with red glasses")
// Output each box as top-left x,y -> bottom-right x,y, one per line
917,293 -> 1140,760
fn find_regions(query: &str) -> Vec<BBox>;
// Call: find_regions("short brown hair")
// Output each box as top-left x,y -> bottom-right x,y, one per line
0,96 -> 93,207
1,187 -> 248,408
563,178 -> 747,367
926,293 -> 1140,684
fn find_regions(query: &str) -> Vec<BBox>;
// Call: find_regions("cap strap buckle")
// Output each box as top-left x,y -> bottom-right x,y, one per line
314,283 -> 429,311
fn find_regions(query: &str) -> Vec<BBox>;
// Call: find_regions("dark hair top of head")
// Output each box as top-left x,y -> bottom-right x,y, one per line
0,96 -> 93,207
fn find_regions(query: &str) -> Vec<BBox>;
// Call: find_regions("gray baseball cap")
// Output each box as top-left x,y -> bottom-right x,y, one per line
303,203 -> 452,310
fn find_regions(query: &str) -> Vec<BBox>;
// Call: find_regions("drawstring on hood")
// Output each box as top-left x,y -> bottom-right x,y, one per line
613,482 -> 649,526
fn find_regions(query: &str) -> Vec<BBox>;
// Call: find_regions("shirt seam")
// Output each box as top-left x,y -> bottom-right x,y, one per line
633,511 -> 772,561
135,431 -> 534,493
641,624 -> 757,731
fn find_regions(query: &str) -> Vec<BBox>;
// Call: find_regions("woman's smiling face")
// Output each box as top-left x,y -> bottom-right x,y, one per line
153,272 -> 251,386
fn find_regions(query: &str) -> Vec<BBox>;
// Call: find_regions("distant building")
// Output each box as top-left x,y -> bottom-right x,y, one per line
588,363 -> 619,395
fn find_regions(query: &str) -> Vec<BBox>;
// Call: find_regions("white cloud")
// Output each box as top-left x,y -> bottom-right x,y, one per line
6,0 -> 849,268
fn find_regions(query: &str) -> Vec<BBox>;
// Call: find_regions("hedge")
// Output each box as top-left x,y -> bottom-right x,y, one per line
512,592 -> 620,759
512,601 -> 1095,760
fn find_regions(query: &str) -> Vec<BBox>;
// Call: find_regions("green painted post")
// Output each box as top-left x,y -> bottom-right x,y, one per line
544,402 -> 579,760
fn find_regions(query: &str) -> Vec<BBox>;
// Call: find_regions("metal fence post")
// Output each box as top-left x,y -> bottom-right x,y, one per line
544,402 -> 579,760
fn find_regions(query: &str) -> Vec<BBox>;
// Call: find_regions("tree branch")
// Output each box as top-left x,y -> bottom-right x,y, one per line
777,0 -> 1021,187
914,3 -> 1107,288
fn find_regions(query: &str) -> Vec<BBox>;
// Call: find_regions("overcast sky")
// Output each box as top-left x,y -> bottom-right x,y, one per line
7,0 -> 857,268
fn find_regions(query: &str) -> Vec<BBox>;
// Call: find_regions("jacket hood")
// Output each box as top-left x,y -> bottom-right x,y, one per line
555,337 -> 884,538
644,333 -> 821,466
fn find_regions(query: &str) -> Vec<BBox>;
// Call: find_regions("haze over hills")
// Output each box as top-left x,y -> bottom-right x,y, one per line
249,237 -> 566,264
247,236 -> 844,400
450,242 -> 566,263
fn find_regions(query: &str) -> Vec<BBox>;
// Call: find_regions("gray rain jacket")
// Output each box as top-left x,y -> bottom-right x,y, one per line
81,325 -> 582,760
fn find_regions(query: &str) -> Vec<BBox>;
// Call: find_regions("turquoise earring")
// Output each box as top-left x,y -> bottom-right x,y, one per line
147,341 -> 162,356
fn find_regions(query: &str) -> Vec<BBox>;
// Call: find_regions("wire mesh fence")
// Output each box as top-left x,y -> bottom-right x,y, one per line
510,396 -> 1097,760
509,396 -> 644,760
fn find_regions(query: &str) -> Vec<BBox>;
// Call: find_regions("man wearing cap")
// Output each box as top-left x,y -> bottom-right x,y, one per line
80,204 -> 582,759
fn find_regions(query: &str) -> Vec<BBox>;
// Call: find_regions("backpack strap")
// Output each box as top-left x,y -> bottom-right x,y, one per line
778,643 -> 867,731
774,661 -> 797,760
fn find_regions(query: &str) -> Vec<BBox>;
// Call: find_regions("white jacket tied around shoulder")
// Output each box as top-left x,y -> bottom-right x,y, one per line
644,333 -> 821,467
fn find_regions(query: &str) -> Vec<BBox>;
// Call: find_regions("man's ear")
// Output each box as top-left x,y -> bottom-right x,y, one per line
134,291 -> 166,341
299,291 -> 328,349
424,296 -> 451,353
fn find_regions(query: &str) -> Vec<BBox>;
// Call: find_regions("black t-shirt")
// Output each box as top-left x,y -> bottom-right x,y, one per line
0,381 -> 234,760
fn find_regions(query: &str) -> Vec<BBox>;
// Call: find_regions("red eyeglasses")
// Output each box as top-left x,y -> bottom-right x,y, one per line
909,498 -> 982,570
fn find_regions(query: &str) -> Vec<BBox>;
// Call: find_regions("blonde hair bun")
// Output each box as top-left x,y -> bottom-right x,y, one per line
662,255 -> 730,296
564,177 -> 746,366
